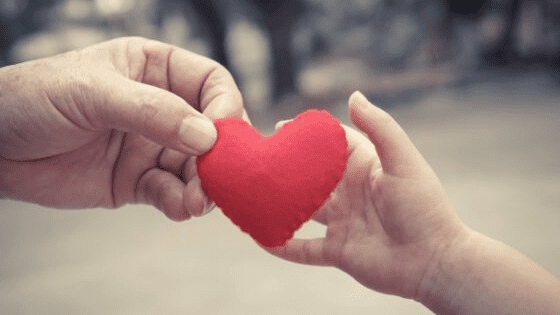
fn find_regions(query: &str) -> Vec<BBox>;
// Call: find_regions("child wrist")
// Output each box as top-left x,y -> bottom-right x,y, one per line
415,226 -> 476,313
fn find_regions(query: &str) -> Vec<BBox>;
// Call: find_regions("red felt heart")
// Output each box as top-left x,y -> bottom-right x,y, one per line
196,110 -> 348,247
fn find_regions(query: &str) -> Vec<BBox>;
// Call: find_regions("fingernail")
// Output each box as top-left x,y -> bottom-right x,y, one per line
275,120 -> 289,130
202,200 -> 216,215
351,91 -> 370,109
179,116 -> 217,154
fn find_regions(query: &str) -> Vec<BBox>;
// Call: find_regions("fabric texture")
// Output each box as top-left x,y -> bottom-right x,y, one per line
197,110 -> 348,247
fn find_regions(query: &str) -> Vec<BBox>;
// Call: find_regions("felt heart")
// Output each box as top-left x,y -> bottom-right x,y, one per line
196,110 -> 347,247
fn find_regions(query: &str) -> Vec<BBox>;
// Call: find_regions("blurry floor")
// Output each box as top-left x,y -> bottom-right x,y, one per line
1,73 -> 560,315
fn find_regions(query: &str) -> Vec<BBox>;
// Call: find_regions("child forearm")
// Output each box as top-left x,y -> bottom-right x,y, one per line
417,229 -> 560,315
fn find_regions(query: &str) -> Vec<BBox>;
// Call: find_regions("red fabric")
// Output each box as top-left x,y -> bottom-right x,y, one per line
196,110 -> 348,247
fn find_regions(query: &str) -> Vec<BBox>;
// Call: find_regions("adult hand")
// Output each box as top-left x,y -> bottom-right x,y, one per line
0,37 -> 246,220
267,91 -> 467,299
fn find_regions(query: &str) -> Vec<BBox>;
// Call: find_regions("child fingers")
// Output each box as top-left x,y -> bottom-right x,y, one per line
274,119 -> 293,130
264,238 -> 332,267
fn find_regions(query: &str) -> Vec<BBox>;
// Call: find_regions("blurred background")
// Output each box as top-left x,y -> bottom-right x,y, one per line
1,0 -> 560,314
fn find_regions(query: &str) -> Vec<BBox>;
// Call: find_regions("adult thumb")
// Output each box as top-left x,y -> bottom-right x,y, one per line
95,76 -> 217,155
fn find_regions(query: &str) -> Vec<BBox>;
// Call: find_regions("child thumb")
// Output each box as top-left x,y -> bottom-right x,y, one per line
348,91 -> 428,177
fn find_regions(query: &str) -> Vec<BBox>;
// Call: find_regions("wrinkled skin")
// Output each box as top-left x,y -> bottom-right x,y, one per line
0,37 -> 247,220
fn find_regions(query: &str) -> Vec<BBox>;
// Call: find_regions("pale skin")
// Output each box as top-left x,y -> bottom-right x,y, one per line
1,37 -> 559,314
268,91 -> 560,314
0,37 -> 247,220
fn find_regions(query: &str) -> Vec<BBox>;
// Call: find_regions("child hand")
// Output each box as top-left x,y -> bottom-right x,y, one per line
267,91 -> 468,299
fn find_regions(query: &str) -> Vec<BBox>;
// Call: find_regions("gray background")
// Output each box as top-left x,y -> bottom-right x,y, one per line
2,0 -> 560,314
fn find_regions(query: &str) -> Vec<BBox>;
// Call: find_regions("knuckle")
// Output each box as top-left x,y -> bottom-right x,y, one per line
131,90 -> 168,131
